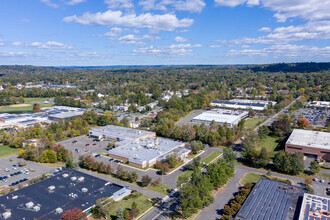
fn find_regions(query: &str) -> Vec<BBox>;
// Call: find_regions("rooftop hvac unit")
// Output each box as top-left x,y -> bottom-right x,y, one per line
33,206 -> 40,212
62,173 -> 69,178
82,188 -> 88,193
55,207 -> 63,214
78,177 -> 84,182
12,195 -> 18,200
70,176 -> 77,181
48,185 -> 55,191
2,211 -> 11,219
26,201 -> 34,209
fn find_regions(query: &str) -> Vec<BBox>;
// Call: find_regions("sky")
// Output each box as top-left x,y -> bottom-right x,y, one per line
0,0 -> 329,66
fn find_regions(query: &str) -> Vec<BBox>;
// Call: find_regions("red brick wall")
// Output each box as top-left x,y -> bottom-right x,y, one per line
285,144 -> 330,161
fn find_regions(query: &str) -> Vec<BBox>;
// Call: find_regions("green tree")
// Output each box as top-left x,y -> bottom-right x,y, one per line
257,147 -> 270,167
116,207 -> 124,220
309,161 -> 320,175
290,152 -> 304,175
65,157 -> 75,169
123,209 -> 130,220
166,153 -> 179,168
258,126 -> 269,139
96,115 -> 109,126
41,149 -> 57,163
223,148 -> 236,165
141,175 -> 152,187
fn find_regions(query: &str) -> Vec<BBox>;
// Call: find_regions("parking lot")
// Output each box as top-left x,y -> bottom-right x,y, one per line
294,108 -> 329,127
58,135 -> 110,160
0,156 -> 54,187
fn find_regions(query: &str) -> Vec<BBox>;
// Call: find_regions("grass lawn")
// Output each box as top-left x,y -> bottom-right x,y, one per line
24,97 -> 54,104
201,151 -> 222,164
176,170 -> 194,180
37,162 -> 65,168
318,173 -> 330,179
239,172 -> 292,186
0,103 -> 53,114
244,118 -> 266,130
108,193 -> 153,219
0,145 -> 20,157
258,135 -> 280,153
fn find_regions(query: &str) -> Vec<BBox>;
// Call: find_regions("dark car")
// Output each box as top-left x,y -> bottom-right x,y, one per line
94,154 -> 100,158
86,144 -> 90,146
72,140 -> 78,143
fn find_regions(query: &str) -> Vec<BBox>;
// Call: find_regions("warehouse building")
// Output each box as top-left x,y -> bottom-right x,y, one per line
298,193 -> 330,220
235,178 -> 306,220
90,125 -> 190,168
210,100 -> 271,111
285,129 -> 330,161
306,101 -> 330,109
0,168 -> 130,220
191,109 -> 248,127
0,106 -> 88,129
89,125 -> 156,141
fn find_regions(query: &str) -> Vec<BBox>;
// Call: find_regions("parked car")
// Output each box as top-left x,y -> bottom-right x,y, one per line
72,140 -> 78,143
93,143 -> 97,146
4,168 -> 9,172
94,154 -> 100,158
314,178 -> 319,182
12,165 -> 17,170
320,179 -> 325,183
86,144 -> 90,146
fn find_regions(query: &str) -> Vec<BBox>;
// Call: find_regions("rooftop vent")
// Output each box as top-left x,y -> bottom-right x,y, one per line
55,207 -> 63,214
62,173 -> 69,178
78,177 -> 85,182
71,176 -> 77,181
12,195 -> 18,200
48,185 -> 55,191
82,188 -> 88,193
33,206 -> 40,212
2,211 -> 11,219
26,201 -> 34,209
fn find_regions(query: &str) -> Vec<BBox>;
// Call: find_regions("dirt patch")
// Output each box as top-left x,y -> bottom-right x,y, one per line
8,104 -> 31,107
41,107 -> 51,110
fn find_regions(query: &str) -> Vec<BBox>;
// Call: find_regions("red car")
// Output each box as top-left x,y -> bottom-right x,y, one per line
93,143 -> 96,146
86,144 -> 89,146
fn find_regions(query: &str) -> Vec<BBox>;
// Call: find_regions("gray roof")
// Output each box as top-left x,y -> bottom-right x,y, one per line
286,129 -> 330,150
90,125 -> 154,141
109,137 -> 184,164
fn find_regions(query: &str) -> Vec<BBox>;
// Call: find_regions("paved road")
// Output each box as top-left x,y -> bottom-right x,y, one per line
175,109 -> 206,126
195,165 -> 306,220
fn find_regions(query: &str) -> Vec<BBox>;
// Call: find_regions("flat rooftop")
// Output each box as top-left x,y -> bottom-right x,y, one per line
299,193 -> 330,220
90,125 -> 155,141
0,168 -> 124,220
286,129 -> 330,150
235,178 -> 306,220
109,137 -> 184,163
192,109 -> 248,124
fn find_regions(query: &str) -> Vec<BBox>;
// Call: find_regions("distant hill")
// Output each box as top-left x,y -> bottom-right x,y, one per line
248,62 -> 330,73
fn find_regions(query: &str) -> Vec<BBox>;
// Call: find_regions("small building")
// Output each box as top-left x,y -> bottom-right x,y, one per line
298,193 -> 330,220
285,129 -> 330,161
210,100 -> 269,111
235,178 -> 306,220
306,101 -> 330,109
191,109 -> 248,127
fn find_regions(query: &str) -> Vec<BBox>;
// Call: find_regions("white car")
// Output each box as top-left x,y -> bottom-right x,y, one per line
4,168 -> 9,172
313,178 -> 319,182
320,179 -> 325,183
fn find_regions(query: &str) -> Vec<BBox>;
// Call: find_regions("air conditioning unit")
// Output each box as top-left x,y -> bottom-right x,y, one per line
2,211 -> 11,219
55,208 -> 63,214
70,176 -> 77,181
78,177 -> 84,182
33,206 -> 40,212
48,185 -> 55,191
26,201 -> 34,209
62,173 -> 69,178
82,188 -> 88,193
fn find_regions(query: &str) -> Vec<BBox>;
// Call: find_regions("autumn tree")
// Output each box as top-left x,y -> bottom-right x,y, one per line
61,208 -> 87,220
297,118 -> 309,129
33,103 -> 40,112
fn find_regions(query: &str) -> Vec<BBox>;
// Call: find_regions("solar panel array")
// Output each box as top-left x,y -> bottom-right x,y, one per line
302,194 -> 330,220
235,178 -> 297,220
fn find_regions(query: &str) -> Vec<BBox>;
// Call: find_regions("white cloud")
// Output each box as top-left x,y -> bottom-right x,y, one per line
139,0 -> 156,10
139,0 -> 206,13
230,20 -> 330,45
214,0 -> 330,22
227,44 -> 330,58
210,45 -> 222,48
117,34 -> 160,45
174,36 -> 187,42
74,52 -> 106,58
105,0 -> 134,9
0,40 -> 4,46
40,0 -> 59,8
133,43 -> 202,56
0,51 -> 28,58
258,27 -> 271,32
28,41 -> 74,50
63,10 -> 194,31
66,0 -> 86,5
104,27 -> 123,37
241,45 -> 250,48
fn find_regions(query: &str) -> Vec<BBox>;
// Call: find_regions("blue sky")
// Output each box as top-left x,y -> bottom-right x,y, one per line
0,0 -> 329,66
